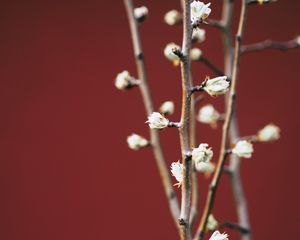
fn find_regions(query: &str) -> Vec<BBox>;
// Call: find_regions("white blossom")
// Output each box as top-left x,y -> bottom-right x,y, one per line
192,143 -> 213,163
164,10 -> 181,26
146,112 -> 169,129
195,161 -> 215,174
207,214 -> 218,231
190,1 -> 211,25
159,101 -> 175,115
192,28 -> 206,43
257,123 -> 280,142
203,76 -> 230,96
164,42 -> 181,64
232,140 -> 253,158
127,134 -> 149,150
197,104 -> 220,125
115,70 -> 133,90
190,48 -> 202,61
171,161 -> 183,184
134,6 -> 148,21
209,231 -> 229,240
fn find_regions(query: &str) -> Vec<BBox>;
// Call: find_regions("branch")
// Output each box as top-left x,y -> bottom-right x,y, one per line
124,0 -> 181,229
220,222 -> 251,234
199,56 -> 225,76
194,1 -> 249,239
241,39 -> 300,55
178,0 -> 193,239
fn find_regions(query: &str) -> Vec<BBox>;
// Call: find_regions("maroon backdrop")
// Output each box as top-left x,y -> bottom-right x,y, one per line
0,0 -> 299,239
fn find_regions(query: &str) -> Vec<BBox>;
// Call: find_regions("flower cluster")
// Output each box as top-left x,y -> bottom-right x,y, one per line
146,112 -> 169,129
170,161 -> 183,185
127,134 -> 149,150
209,231 -> 229,240
190,1 -> 211,26
232,140 -> 254,158
203,76 -> 230,96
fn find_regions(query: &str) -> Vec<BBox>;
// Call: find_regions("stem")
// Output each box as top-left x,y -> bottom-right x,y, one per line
124,0 -> 180,229
178,0 -> 193,239
199,56 -> 225,76
194,1 -> 249,239
241,39 -> 300,55
221,1 -> 253,239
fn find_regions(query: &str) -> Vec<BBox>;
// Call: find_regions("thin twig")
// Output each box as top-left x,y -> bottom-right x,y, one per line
177,0 -> 193,239
194,1 -> 249,239
220,1 -> 253,240
124,0 -> 180,229
220,222 -> 251,234
241,39 -> 300,55
199,56 -> 225,76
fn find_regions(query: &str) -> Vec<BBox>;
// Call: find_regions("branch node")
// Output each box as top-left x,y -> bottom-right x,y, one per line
178,218 -> 187,226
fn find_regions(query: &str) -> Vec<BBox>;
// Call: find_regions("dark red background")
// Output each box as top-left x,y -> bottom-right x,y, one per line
0,0 -> 299,239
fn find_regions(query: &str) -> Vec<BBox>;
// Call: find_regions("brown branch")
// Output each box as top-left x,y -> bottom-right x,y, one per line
177,0 -> 193,239
124,0 -> 181,229
199,56 -> 225,76
194,1 -> 249,239
241,39 -> 300,55
220,1 -> 253,240
220,222 -> 251,234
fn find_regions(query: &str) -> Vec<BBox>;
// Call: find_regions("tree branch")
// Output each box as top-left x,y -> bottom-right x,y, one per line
194,1 -> 249,239
178,0 -> 193,239
241,39 -> 300,55
124,0 -> 180,229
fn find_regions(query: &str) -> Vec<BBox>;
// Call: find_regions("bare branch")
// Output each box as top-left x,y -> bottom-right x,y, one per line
241,39 -> 300,55
124,0 -> 181,229
194,1 -> 249,239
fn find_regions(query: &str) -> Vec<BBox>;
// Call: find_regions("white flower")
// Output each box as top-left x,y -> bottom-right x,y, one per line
115,70 -> 133,90
190,48 -> 202,61
257,123 -> 280,142
209,231 -> 229,240
190,1 -> 211,25
164,10 -> 181,25
171,161 -> 183,184
197,104 -> 220,125
146,112 -> 169,129
134,6 -> 148,21
232,140 -> 253,158
192,28 -> 206,43
207,214 -> 218,231
127,134 -> 149,150
192,143 -> 213,163
159,101 -> 175,115
203,76 -> 230,96
164,42 -> 181,64
195,161 -> 215,173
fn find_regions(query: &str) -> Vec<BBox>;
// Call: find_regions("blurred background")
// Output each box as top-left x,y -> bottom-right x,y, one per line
0,0 -> 299,239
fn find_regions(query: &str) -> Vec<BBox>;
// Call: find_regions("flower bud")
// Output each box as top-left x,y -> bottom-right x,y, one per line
115,71 -> 136,90
164,10 -> 182,26
232,140 -> 253,158
209,231 -> 229,240
146,112 -> 169,129
190,48 -> 202,61
159,101 -> 175,115
207,214 -> 218,231
257,123 -> 280,142
164,42 -> 181,66
197,104 -> 220,125
296,36 -> 300,46
192,143 -> 213,163
192,28 -> 206,43
170,161 -> 183,185
195,161 -> 215,174
203,76 -> 230,96
190,1 -> 211,25
127,134 -> 149,150
134,6 -> 149,22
